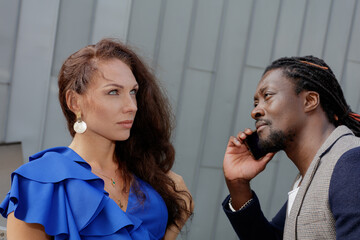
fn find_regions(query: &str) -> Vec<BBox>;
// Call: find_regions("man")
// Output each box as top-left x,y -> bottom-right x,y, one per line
222,56 -> 360,239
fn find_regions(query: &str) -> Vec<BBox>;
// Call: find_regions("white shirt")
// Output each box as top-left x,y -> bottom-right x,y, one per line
287,176 -> 302,216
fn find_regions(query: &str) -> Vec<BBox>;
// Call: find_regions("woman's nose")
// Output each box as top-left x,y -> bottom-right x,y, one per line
123,96 -> 137,113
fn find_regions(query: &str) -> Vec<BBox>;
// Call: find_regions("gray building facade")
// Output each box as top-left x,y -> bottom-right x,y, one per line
1,0 -> 360,239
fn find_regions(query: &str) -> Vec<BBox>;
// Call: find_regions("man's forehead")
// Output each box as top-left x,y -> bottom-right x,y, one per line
254,69 -> 294,97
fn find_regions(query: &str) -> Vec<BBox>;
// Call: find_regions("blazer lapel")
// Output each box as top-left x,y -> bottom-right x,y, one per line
283,154 -> 321,239
283,126 -> 353,239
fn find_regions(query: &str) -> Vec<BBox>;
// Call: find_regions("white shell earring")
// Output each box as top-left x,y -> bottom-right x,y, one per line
73,112 -> 87,134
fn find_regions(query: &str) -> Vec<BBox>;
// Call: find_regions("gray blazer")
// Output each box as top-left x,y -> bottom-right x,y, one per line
283,126 -> 360,239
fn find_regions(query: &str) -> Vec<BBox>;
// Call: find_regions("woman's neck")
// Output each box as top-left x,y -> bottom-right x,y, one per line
69,132 -> 117,171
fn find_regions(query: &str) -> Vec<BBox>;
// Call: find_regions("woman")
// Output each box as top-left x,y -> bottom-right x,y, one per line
0,38 -> 193,239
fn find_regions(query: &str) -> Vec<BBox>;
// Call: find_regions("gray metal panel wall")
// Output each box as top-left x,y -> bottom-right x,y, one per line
1,0 -> 360,239
127,0 -> 360,239
0,0 -> 21,143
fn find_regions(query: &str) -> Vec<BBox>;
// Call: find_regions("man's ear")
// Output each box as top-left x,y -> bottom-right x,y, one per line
65,90 -> 82,113
303,91 -> 320,113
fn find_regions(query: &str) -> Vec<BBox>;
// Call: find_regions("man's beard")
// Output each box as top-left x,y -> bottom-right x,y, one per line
258,128 -> 295,153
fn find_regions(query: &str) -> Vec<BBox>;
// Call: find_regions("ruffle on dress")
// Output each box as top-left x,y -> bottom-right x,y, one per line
0,147 -> 167,240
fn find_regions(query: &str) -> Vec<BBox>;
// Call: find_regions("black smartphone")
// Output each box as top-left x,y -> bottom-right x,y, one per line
244,131 -> 268,160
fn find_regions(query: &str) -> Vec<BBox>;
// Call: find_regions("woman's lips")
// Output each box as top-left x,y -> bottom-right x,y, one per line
117,120 -> 133,129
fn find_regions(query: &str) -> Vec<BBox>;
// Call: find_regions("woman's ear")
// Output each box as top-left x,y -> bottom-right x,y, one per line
303,91 -> 320,113
65,90 -> 82,113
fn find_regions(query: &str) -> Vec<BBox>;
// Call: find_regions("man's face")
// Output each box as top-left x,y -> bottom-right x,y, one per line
251,69 -> 306,152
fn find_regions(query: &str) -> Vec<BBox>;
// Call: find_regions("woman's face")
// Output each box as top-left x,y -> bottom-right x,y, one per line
79,58 -> 138,141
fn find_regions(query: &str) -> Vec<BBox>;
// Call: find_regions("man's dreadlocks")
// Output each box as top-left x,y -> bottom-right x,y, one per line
264,55 -> 360,137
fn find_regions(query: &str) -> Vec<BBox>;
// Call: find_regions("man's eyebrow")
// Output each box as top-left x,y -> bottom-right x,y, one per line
253,86 -> 267,101
259,86 -> 267,94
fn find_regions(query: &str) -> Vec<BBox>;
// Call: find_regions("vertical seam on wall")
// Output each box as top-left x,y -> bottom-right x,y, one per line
125,0 -> 135,44
179,0 -> 229,237
225,1 -> 255,224
269,0 -> 283,62
40,0 -> 62,150
265,0 -> 283,217
39,0 -> 61,151
49,0 -> 63,78
340,0 -> 358,85
88,0 -> 98,44
229,0 -> 256,137
297,0 -> 309,55
321,0 -> 334,59
174,0 -> 199,133
4,0 -> 22,143
152,0 -> 167,73
194,0 -> 228,193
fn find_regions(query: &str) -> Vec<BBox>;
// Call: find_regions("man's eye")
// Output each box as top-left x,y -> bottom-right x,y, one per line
264,93 -> 273,99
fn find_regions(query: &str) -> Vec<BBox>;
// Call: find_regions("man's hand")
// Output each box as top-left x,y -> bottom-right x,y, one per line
223,128 -> 275,210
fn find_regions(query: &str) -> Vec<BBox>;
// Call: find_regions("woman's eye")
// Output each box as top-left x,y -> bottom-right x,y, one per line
130,89 -> 138,95
108,90 -> 118,95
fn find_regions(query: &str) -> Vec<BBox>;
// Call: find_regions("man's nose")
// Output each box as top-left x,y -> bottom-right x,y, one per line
251,105 -> 264,119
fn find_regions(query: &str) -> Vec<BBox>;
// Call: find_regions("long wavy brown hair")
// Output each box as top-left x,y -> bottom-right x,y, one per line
58,38 -> 192,229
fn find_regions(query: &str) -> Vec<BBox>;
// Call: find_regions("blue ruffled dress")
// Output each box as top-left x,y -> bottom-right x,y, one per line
0,147 -> 168,239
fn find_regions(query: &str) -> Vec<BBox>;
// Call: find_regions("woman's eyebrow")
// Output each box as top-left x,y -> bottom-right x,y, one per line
103,83 -> 124,88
